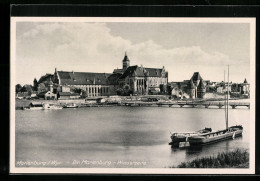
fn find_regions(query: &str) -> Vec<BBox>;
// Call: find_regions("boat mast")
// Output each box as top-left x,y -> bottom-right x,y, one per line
226,65 -> 229,129
224,70 -> 227,129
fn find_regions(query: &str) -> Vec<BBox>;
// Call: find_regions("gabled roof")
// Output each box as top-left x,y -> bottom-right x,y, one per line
57,71 -> 111,85
144,68 -> 163,77
108,73 -> 122,85
113,68 -> 124,74
119,66 -> 139,79
190,72 -> 203,82
119,66 -> 165,79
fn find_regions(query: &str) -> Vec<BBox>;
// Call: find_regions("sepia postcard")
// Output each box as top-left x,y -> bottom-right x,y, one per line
10,17 -> 255,174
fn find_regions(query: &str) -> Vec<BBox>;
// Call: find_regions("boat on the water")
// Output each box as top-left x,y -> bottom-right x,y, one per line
43,103 -> 63,110
169,127 -> 212,146
187,65 -> 243,146
170,65 -> 243,147
23,102 -> 43,110
188,125 -> 243,145
64,103 -> 78,108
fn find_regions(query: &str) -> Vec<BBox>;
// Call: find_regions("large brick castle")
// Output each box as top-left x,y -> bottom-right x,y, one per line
35,52 -> 168,97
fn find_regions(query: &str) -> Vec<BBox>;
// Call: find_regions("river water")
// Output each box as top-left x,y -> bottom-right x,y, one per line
15,106 -> 250,168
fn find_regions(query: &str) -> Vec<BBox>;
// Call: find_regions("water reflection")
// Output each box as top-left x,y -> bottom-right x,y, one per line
15,107 -> 250,168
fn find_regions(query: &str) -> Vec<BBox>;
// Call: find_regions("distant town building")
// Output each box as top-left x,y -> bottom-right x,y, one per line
16,92 -> 29,99
239,78 -> 250,95
57,92 -> 80,100
37,91 -> 57,100
187,72 -> 206,99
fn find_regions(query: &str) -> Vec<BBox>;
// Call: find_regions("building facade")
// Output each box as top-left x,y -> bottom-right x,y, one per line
114,53 -> 168,95
53,69 -> 112,97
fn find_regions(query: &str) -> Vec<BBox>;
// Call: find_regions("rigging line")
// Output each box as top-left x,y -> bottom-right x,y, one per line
227,65 -> 229,129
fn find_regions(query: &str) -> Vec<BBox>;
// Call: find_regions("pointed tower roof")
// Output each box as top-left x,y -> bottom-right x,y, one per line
122,51 -> 130,62
191,72 -> 203,82
244,78 -> 248,84
198,80 -> 205,89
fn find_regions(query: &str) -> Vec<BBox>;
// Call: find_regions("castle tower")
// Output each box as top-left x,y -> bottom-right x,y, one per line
122,52 -> 130,70
197,80 -> 206,98
53,68 -> 59,84
190,72 -> 203,86
188,80 -> 196,99
33,78 -> 38,91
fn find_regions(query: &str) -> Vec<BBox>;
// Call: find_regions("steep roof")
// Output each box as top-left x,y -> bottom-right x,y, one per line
144,68 -> 163,77
113,68 -> 125,74
122,52 -> 130,62
197,80 -> 206,89
119,66 -> 139,79
57,71 -> 111,85
119,66 -> 165,79
108,73 -> 122,85
244,78 -> 248,84
187,80 -> 195,89
190,72 -> 203,82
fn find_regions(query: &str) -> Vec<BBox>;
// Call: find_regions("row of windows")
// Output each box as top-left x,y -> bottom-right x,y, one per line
149,79 -> 167,87
73,85 -> 109,94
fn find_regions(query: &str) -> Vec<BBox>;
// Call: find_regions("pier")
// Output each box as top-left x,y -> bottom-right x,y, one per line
124,101 -> 250,109
16,98 -> 250,110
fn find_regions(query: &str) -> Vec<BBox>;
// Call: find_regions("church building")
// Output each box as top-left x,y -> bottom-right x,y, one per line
112,53 -> 168,95
37,52 -> 168,97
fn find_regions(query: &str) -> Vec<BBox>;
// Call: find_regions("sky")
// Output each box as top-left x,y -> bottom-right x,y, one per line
15,21 -> 251,85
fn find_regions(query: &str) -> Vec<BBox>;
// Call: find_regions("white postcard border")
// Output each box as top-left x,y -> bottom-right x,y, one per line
10,17 -> 256,174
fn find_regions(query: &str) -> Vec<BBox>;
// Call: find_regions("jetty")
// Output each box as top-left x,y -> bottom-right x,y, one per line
124,101 -> 250,109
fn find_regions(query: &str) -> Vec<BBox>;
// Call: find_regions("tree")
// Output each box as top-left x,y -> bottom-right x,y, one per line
15,84 -> 22,93
167,85 -> 173,95
81,90 -> 87,98
19,85 -> 33,93
159,84 -> 167,94
20,86 -> 27,92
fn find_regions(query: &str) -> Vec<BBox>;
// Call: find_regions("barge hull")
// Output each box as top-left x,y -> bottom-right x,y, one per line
189,130 -> 242,146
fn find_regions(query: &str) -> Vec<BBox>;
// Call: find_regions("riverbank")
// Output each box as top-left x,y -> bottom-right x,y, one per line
15,97 -> 250,110
171,149 -> 249,168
